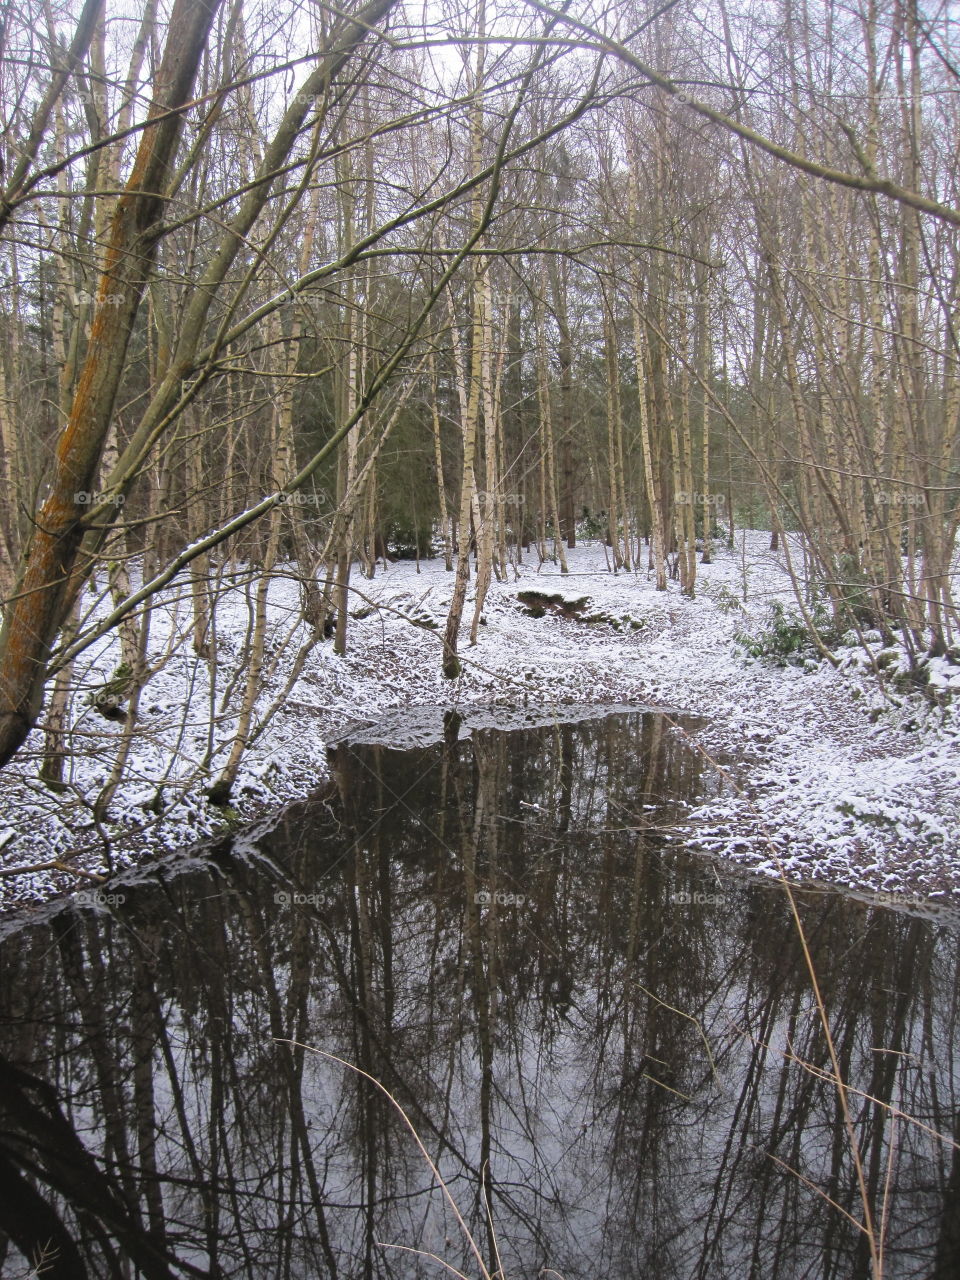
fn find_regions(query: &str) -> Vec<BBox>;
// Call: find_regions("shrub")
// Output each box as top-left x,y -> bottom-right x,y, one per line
578,509 -> 607,540
708,584 -> 745,615
735,601 -> 840,667
832,553 -> 877,628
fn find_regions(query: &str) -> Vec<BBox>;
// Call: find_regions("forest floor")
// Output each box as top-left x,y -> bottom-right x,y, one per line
1,531 -> 958,911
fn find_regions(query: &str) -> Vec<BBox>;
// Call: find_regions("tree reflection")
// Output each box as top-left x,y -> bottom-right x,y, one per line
0,710 -> 956,1278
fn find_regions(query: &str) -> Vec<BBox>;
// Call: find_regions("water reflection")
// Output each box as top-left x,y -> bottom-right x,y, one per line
0,708 -> 957,1278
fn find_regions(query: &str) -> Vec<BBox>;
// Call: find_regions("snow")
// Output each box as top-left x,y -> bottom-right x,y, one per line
0,531 -> 958,910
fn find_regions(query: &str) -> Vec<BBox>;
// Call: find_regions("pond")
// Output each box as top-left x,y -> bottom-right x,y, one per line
0,705 -> 957,1278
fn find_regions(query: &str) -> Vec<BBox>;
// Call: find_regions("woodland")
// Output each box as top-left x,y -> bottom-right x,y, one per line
0,0 -> 958,856
2,3 -> 960,1273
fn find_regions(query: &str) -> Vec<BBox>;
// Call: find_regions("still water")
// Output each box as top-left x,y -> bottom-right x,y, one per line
0,706 -> 957,1278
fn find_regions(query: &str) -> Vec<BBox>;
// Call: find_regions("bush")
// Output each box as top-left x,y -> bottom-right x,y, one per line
707,584 -> 745,615
734,495 -> 771,530
578,509 -> 608,540
385,518 -> 433,560
735,601 -> 840,667
831,553 -> 877,628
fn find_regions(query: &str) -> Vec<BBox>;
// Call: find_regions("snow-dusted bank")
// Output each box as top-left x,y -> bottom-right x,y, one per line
1,532 -> 958,909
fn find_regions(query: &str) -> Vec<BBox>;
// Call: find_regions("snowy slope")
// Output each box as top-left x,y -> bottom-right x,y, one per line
0,532 -> 957,908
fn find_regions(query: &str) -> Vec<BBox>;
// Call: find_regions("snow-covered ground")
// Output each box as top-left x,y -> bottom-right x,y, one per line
1,532 -> 958,909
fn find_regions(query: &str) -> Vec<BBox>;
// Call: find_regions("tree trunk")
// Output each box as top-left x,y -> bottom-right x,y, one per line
0,0 -> 223,767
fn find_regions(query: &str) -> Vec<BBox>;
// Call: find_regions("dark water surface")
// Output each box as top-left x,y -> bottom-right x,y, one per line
0,706 -> 958,1278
